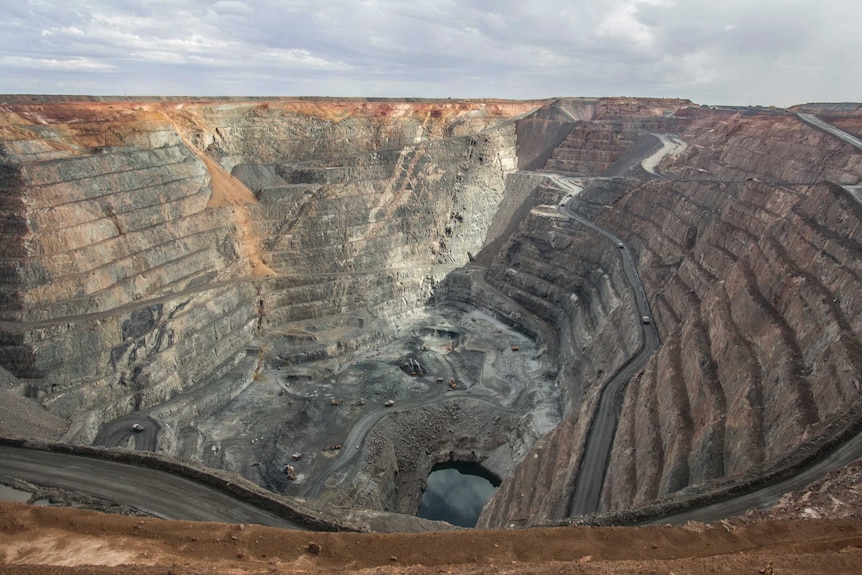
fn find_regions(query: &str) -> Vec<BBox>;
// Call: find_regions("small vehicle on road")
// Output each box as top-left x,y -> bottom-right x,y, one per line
131,423 -> 145,432
642,316 -> 651,324
617,242 -> 625,248
384,400 -> 395,407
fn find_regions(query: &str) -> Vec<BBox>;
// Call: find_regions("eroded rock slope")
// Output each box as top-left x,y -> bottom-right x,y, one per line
0,98 -> 535,447
479,103 -> 862,527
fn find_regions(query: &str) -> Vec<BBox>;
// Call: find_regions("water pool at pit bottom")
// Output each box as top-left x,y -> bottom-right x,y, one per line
416,461 -> 500,527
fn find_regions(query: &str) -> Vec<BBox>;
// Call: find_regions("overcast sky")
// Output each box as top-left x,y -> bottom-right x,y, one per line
1,0 -> 858,106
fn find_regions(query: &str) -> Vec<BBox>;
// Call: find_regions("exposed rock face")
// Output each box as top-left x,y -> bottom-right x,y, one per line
478,104 -> 862,528
3,96 -> 862,530
0,98 -> 533,437
346,399 -> 522,514
597,111 -> 862,510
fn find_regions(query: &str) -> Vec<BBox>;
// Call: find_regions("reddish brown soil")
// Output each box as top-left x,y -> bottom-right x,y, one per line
2,501 -> 861,574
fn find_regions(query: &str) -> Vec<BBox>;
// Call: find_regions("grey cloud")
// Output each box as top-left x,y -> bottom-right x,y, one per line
1,0 -> 861,105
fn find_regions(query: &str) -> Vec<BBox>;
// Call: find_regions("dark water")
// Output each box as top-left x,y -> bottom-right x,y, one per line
416,462 -> 500,527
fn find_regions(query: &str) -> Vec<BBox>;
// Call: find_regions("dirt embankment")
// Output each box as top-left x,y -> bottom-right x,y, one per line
7,443 -> 862,574
3,500 -> 862,574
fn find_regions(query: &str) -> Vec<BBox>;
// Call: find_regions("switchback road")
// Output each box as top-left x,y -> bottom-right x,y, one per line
641,133 -> 687,175
93,415 -> 160,450
299,383 -> 533,499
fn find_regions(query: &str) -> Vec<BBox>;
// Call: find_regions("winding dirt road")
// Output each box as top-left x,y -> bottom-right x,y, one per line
92,415 -> 160,450
547,175 -> 661,516
797,113 -> 862,152
640,133 -> 687,175
0,445 -> 305,529
563,115 -> 862,524
646,425 -> 862,524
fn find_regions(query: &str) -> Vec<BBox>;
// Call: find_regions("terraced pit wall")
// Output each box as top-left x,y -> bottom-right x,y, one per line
5,97 -> 862,531
0,98 -> 540,444
478,104 -> 862,527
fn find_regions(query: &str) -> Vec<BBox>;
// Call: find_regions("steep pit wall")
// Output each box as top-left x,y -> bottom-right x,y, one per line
475,195 -> 641,527
601,177 -> 862,509
0,98 -> 535,449
598,109 -> 862,512
0,105 -> 264,443
236,123 -> 523,368
660,108 -> 862,184
477,106 -> 862,527
514,99 -> 594,171
483,192 -> 642,414
539,98 -> 692,177
473,172 -> 549,268
158,98 -> 543,171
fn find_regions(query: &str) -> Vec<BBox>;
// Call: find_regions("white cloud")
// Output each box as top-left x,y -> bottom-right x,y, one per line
597,1 -> 659,51
1,0 -> 861,105
0,55 -> 115,71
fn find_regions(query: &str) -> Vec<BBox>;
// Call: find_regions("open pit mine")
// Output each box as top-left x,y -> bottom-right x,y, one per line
2,95 -> 862,531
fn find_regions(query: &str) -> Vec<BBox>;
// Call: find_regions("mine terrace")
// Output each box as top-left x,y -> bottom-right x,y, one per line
1,95 -> 862,532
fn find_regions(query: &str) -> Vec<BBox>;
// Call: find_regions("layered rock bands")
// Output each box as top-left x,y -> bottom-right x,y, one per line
2,96 -> 862,528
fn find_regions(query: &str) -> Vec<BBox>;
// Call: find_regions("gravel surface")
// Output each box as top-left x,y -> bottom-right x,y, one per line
0,390 -> 67,441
